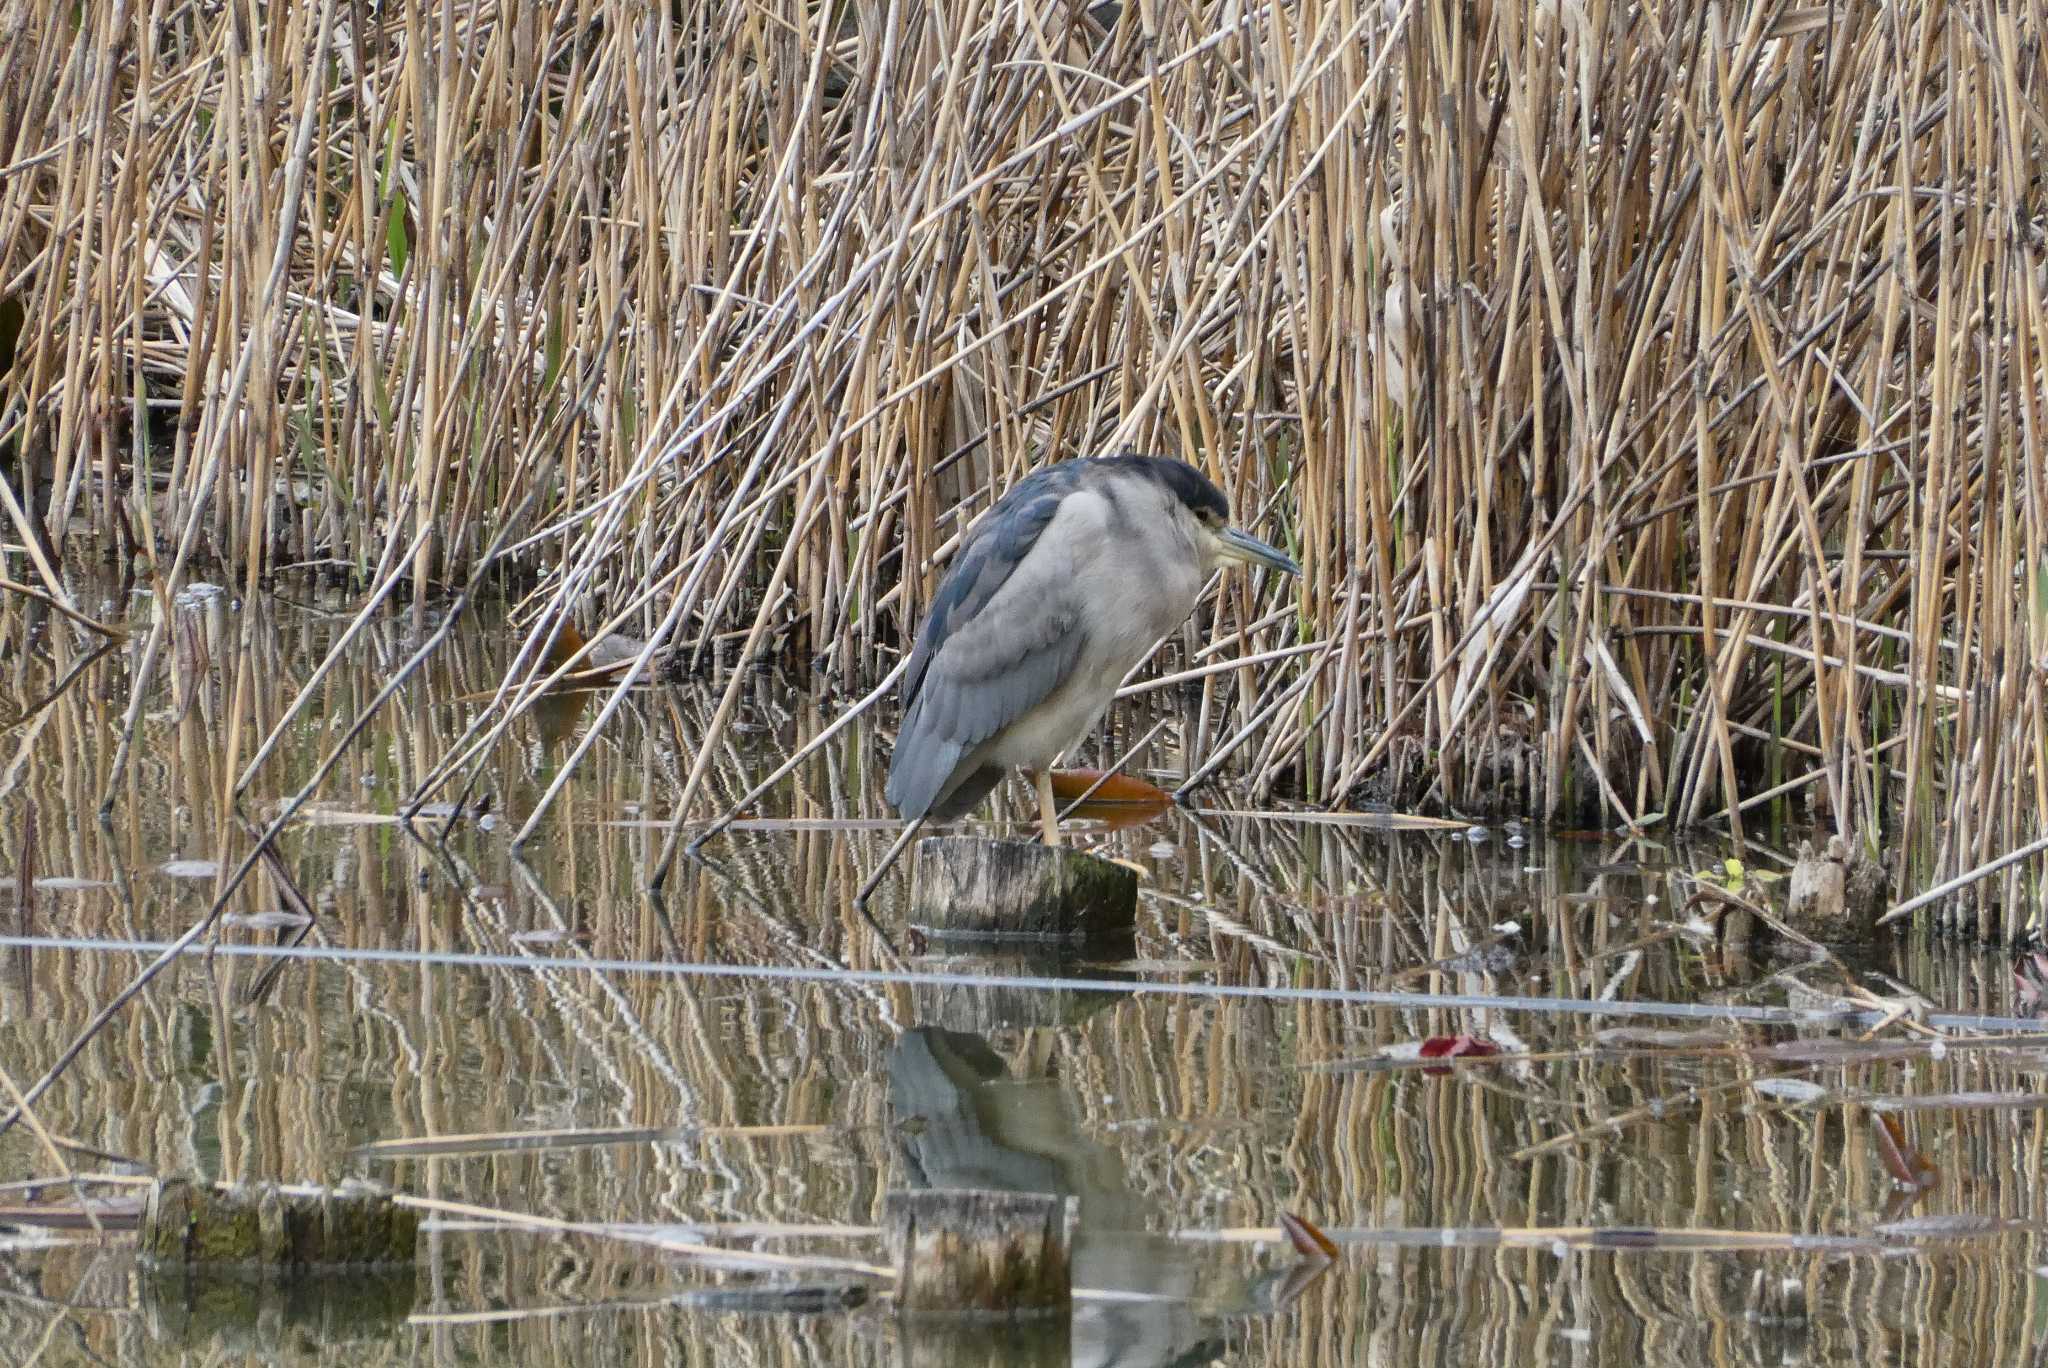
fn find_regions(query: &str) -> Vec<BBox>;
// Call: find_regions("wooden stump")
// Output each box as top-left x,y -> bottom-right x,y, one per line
139,1179 -> 417,1270
907,837 -> 1136,943
885,1188 -> 1075,1315
1786,835 -> 1885,939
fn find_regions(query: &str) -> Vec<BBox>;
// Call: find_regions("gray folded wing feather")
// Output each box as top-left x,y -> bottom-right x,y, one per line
886,469 -> 1088,820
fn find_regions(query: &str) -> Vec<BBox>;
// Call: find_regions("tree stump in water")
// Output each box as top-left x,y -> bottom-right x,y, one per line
885,1188 -> 1075,1315
1786,835 -> 1887,939
907,836 -> 1136,943
139,1179 -> 417,1270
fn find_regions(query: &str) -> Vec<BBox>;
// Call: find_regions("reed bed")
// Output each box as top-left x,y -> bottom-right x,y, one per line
3,1 -> 2047,932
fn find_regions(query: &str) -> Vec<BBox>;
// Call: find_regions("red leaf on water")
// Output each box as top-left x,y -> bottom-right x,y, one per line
1277,1210 -> 1339,1261
1871,1113 -> 1939,1190
1418,1035 -> 1499,1075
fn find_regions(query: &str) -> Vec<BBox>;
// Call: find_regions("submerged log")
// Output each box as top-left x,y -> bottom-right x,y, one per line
885,1187 -> 1075,1315
672,1282 -> 871,1315
139,1179 -> 417,1270
907,836 -> 1136,942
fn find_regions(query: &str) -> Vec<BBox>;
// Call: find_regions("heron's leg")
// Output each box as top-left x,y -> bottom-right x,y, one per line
1036,767 -> 1061,846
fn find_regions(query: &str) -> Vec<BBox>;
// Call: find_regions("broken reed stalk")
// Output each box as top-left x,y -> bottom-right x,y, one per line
6,2 -> 2048,933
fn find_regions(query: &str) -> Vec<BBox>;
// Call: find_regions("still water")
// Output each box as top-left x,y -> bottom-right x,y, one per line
1,585 -> 2044,1364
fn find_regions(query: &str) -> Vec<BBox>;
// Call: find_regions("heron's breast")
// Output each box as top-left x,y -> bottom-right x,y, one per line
1076,529 -> 1205,665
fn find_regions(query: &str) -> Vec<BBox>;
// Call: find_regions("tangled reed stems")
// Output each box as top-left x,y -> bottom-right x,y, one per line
3,0 -> 2047,935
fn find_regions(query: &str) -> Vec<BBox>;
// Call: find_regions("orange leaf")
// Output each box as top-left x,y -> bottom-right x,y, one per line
1044,768 -> 1171,804
1278,1210 -> 1339,1261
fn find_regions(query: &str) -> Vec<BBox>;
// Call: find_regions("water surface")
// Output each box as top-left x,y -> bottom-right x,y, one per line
1,585 -> 2043,1365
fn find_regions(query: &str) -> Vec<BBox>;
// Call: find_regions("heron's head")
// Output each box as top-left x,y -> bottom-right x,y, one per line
1147,458 -> 1300,578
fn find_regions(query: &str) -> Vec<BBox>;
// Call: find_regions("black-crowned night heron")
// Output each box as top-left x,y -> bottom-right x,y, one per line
885,455 -> 1299,845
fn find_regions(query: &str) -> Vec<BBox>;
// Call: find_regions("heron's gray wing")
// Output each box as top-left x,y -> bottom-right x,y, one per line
886,469 -> 1087,820
884,590 -> 1085,820
897,464 -> 1078,710
919,762 -> 1006,823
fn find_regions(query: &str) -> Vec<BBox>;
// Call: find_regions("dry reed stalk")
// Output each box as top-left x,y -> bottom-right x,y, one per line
4,1 -> 2047,932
